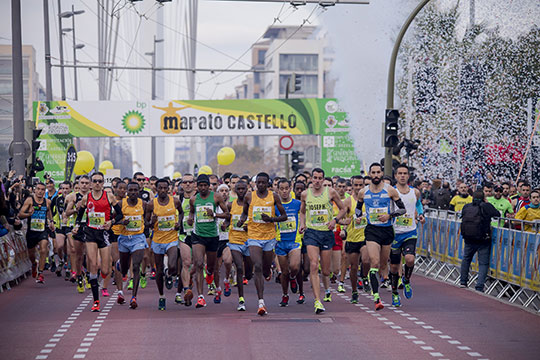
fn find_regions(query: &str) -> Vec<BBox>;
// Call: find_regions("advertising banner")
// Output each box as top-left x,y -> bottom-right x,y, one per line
34,99 -> 351,138
65,145 -> 77,182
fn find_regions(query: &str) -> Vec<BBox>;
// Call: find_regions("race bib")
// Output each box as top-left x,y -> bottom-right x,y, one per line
157,215 -> 175,231
354,216 -> 367,230
196,205 -> 214,223
368,207 -> 387,225
125,215 -> 143,232
232,214 -> 245,232
253,206 -> 272,223
395,214 -> 413,228
30,218 -> 45,232
309,209 -> 329,226
280,216 -> 297,233
88,212 -> 105,229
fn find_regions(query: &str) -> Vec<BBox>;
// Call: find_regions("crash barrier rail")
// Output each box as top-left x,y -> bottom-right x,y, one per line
0,225 -> 31,292
415,208 -> 540,313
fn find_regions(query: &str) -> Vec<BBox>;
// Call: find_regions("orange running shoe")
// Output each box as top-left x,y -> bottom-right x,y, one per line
375,298 -> 384,311
36,273 -> 44,284
205,273 -> 214,285
196,296 -> 207,308
257,305 -> 268,316
117,293 -> 126,305
129,297 -> 138,309
91,300 -> 100,312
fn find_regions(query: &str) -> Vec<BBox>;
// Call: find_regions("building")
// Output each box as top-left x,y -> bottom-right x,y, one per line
0,45 -> 45,172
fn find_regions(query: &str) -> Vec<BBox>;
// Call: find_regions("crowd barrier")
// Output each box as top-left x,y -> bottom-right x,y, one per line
0,226 -> 31,291
418,209 -> 540,293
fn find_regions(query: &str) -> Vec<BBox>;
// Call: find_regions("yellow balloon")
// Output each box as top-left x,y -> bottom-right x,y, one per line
98,160 -> 114,173
173,171 -> 182,179
217,146 -> 236,166
199,165 -> 212,175
73,151 -> 95,175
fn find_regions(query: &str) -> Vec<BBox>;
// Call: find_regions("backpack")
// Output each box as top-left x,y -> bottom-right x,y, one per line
460,203 -> 486,241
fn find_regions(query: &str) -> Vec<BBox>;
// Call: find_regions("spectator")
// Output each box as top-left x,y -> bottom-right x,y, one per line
433,181 -> 452,210
449,183 -> 472,212
488,186 -> 514,227
514,189 -> 540,233
459,190 -> 500,292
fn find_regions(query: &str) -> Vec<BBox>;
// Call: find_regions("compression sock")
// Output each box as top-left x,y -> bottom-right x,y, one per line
389,272 -> 399,294
369,268 -> 379,296
404,264 -> 414,283
89,273 -> 99,301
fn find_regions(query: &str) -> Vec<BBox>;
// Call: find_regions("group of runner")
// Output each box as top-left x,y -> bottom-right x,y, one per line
21,163 -> 425,315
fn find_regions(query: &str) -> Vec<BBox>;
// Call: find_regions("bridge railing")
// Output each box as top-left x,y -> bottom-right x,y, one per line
0,225 -> 31,292
417,208 -> 540,311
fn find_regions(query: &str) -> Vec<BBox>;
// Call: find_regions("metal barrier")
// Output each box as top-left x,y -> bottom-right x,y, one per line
415,208 -> 540,313
0,225 -> 31,292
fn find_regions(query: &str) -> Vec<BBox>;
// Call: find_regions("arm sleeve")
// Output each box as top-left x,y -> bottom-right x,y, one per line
416,198 -> 424,215
355,199 -> 364,218
390,198 -> 406,217
75,206 -> 86,224
112,203 -> 123,224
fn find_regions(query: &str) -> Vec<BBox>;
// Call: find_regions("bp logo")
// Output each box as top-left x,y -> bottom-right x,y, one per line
122,110 -> 145,134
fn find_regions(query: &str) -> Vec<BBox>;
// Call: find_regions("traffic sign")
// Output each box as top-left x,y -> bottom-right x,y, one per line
279,135 -> 294,151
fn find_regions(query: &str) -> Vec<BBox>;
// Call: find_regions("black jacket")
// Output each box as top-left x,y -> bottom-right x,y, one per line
462,200 -> 500,243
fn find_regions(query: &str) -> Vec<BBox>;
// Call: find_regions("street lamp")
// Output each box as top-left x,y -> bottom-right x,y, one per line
57,2 -> 84,100
145,36 -> 164,176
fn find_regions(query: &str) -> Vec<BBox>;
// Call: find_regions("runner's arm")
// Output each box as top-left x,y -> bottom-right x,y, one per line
145,200 -> 154,228
389,187 -> 406,218
174,197 -> 183,230
237,193 -> 251,226
271,193 -> 288,223
330,189 -> 347,222
215,193 -> 230,219
298,190 -> 307,232
355,189 -> 365,217
187,197 -> 195,226
340,197 -> 352,225
47,199 -> 55,231
17,197 -> 33,219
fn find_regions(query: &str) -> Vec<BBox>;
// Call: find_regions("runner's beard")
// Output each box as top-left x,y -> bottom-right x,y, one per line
371,177 -> 381,185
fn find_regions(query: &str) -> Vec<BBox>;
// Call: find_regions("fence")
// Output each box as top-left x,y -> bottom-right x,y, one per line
416,208 -> 540,312
0,226 -> 31,291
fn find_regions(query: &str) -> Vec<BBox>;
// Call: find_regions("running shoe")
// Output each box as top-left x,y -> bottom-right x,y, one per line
280,294 -> 289,307
314,300 -> 325,314
297,294 -> 305,304
337,283 -> 346,293
290,278 -> 298,294
363,278 -> 371,293
196,296 -> 207,308
174,276 -> 179,289
117,293 -> 126,305
150,269 -> 156,280
265,273 -> 272,282
140,275 -> 147,289
205,272 -> 214,285
50,261 -> 57,273
44,258 -> 50,271
36,273 -> 44,284
175,293 -> 184,304
380,278 -> 389,289
129,297 -> 138,309
398,276 -> 404,289
127,279 -> 133,290
158,298 -> 166,311
31,263 -> 37,278
56,262 -> 63,277
237,297 -> 246,311
243,277 -> 248,285
392,293 -> 401,307
323,291 -> 332,302
374,295 -> 384,311
101,288 -> 110,297
459,283 -> 467,288
165,275 -> 173,290
77,278 -> 84,293
214,290 -> 222,304
257,304 -> 268,316
403,280 -> 413,299
85,276 -> 91,289
207,283 -> 216,296
91,300 -> 100,312
351,291 -> 359,304
358,278 -> 363,288
64,268 -> 70,281
184,289 -> 194,307
224,282 -> 231,297
70,272 -> 77,283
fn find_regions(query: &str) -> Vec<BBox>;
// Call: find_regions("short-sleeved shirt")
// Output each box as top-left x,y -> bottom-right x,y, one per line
488,196 -> 513,226
450,195 -> 472,212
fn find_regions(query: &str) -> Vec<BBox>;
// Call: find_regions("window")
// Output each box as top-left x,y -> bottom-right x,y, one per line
279,54 -> 318,71
279,74 -> 318,95
257,50 -> 267,65
254,72 -> 260,83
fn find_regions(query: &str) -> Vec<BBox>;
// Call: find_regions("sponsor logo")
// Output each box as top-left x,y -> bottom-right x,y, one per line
122,110 -> 146,134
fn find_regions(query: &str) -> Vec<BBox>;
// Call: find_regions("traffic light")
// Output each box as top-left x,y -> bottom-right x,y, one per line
291,150 -> 304,174
290,73 -> 302,94
384,109 -> 399,148
32,129 -> 42,163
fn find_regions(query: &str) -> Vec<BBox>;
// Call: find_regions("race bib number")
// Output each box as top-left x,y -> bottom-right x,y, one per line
395,214 -> 413,228
309,209 -> 329,226
183,217 -> 193,234
88,212 -> 105,229
157,215 -> 175,231
125,215 -> 143,232
30,218 -> 45,232
232,214 -> 245,232
354,216 -> 367,230
368,207 -> 387,225
280,216 -> 297,233
253,206 -> 272,223
196,205 -> 214,223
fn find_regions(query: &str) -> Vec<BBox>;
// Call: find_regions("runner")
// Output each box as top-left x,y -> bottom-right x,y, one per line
391,164 -> 425,307
65,175 -> 91,292
117,181 -> 149,309
50,181 -> 71,278
355,163 -> 406,310
237,172 -> 287,316
134,172 -> 154,286
187,174 -> 229,309
74,172 -> 124,312
342,175 -> 370,304
225,180 -> 253,311
334,178 -> 349,293
299,168 -> 347,314
275,179 -> 302,307
214,184 -> 233,304
146,178 -> 183,311
18,182 -> 55,284
175,174 -> 195,306
293,180 -> 308,304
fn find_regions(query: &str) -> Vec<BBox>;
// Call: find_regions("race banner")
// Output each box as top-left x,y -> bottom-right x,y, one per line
65,145 -> 77,182
34,99 -> 351,137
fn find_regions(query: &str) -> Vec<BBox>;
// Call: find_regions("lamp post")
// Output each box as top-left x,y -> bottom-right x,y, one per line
145,36 -> 164,176
59,5 -> 84,100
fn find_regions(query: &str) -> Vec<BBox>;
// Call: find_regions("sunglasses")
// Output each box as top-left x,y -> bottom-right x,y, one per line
210,183 -> 218,186
183,180 -> 194,184
136,178 -> 145,181
93,179 -> 104,183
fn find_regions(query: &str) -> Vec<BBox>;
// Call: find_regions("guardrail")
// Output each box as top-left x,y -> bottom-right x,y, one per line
416,208 -> 540,312
0,226 -> 31,292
